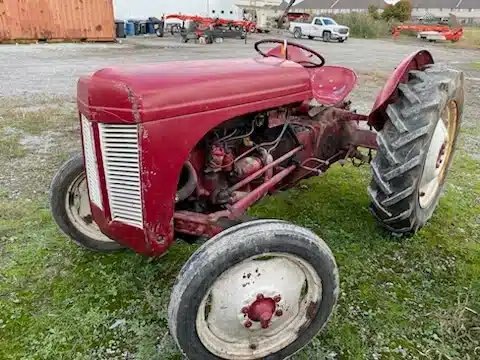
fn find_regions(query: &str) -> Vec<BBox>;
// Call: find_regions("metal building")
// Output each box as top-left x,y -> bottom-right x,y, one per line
0,0 -> 115,43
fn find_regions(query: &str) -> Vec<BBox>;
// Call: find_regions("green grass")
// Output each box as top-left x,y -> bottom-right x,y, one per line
0,132 -> 26,160
461,27 -> 480,48
333,13 -> 395,39
1,152 -> 479,359
0,105 -> 77,135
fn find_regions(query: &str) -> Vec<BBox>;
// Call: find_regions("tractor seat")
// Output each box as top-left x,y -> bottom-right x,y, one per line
310,66 -> 357,106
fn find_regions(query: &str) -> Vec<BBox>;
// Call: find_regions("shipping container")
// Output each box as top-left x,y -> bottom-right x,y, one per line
0,0 -> 115,43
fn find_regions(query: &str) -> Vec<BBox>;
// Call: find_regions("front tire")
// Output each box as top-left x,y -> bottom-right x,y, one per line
50,153 -> 123,252
369,65 -> 464,235
293,28 -> 302,39
169,220 -> 339,360
322,31 -> 331,42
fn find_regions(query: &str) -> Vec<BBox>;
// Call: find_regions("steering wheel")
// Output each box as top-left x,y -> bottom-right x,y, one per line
254,39 -> 326,68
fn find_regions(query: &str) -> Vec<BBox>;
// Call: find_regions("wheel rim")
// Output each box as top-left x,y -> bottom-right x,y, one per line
195,253 -> 322,359
65,173 -> 114,242
419,100 -> 458,208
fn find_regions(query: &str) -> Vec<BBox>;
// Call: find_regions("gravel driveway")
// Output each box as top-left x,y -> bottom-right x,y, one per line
0,34 -> 478,99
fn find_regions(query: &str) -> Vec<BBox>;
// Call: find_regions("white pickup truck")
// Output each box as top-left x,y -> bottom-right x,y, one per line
289,16 -> 350,42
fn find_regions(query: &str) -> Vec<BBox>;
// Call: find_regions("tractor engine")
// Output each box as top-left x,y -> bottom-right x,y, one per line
174,109 -> 350,214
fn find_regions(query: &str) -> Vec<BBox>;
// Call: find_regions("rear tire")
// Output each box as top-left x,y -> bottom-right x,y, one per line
369,65 -> 464,235
322,31 -> 331,42
50,153 -> 123,252
169,220 -> 339,360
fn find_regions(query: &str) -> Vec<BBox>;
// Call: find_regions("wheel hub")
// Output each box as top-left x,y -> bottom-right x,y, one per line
195,253 -> 323,359
419,100 -> 458,208
242,294 -> 282,329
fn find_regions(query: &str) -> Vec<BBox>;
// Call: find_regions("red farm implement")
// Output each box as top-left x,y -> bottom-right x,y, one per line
393,24 -> 464,42
166,14 -> 256,43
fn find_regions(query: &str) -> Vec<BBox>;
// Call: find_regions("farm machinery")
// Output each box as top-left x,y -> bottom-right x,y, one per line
393,23 -> 464,42
50,39 -> 464,359
393,15 -> 464,42
166,14 -> 255,43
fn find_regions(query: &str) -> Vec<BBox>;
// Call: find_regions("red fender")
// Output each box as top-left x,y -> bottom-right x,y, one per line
368,50 -> 434,130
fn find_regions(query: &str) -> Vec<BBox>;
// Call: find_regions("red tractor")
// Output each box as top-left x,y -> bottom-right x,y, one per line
50,39 -> 463,359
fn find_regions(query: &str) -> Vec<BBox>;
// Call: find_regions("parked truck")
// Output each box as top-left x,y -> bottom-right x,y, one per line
290,16 -> 349,42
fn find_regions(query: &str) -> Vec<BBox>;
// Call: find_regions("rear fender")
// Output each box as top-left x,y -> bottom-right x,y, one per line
368,50 -> 434,130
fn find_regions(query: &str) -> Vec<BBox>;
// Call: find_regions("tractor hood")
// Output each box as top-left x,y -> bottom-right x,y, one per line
77,58 -> 312,123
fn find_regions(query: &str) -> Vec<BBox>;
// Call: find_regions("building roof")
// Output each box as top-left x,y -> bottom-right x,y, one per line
411,0 -> 479,9
411,0 -> 457,8
457,0 -> 480,9
331,0 -> 387,9
292,0 -> 335,10
276,1 -> 290,10
293,0 -> 389,10
291,0 -> 479,10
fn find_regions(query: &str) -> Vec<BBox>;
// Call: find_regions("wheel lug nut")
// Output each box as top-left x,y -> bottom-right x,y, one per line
241,307 -> 249,314
256,294 -> 264,300
244,320 -> 252,328
275,309 -> 283,316
261,320 -> 269,329
273,295 -> 281,303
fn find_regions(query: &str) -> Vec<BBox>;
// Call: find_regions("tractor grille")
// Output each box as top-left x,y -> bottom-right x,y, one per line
81,116 -> 102,209
338,28 -> 348,34
99,124 -> 143,228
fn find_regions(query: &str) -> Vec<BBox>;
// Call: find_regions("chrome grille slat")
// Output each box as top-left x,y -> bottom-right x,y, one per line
100,124 -> 143,228
81,116 -> 102,209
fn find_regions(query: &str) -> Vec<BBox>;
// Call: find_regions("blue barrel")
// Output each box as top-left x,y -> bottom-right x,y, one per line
125,21 -> 135,36
147,22 -> 155,34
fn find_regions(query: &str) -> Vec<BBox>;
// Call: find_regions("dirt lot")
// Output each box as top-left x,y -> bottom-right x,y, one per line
0,35 -> 479,360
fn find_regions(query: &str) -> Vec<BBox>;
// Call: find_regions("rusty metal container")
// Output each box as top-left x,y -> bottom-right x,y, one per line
0,0 -> 115,43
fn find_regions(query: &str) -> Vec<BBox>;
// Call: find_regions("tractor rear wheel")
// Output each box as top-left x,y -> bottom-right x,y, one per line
169,220 -> 339,360
369,65 -> 464,235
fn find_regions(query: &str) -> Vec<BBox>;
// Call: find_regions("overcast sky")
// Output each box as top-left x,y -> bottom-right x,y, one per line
113,0 -> 239,19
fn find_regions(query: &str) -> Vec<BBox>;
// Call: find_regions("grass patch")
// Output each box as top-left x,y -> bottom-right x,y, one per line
471,61 -> 480,70
0,152 -> 478,359
333,13 -> 394,39
0,105 -> 77,135
462,27 -> 480,48
0,131 -> 26,160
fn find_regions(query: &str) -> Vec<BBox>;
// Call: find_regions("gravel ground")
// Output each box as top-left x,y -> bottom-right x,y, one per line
1,34 -> 479,99
0,34 -> 479,198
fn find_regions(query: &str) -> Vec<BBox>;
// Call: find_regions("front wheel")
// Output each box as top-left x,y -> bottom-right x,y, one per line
322,31 -> 331,42
293,28 -> 302,39
169,220 -> 339,360
50,153 -> 123,252
369,65 -> 464,235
